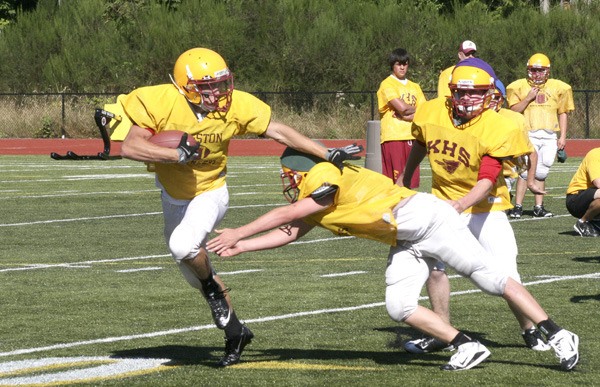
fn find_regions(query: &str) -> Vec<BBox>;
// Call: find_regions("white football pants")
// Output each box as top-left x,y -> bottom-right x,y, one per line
385,193 -> 507,322
161,183 -> 229,289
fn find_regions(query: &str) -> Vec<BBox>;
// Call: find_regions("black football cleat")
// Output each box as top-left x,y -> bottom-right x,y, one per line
217,325 -> 254,367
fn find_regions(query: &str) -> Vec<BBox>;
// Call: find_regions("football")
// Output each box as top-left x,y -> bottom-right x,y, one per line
148,130 -> 198,149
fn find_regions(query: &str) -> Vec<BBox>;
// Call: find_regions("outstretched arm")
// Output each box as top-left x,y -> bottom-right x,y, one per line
217,220 -> 315,257
207,194 -> 332,255
265,121 -> 362,169
265,121 -> 330,159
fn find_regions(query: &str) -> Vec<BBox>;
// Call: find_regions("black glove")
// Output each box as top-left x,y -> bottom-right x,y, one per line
326,143 -> 364,169
176,133 -> 200,163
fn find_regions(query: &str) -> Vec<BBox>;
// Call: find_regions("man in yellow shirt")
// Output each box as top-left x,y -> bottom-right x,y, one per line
566,147 -> 600,236
506,53 -> 575,218
118,47 -> 361,367
377,48 -> 426,185
207,147 -> 579,372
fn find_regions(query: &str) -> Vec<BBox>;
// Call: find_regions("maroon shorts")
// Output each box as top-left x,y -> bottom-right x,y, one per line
381,140 -> 420,187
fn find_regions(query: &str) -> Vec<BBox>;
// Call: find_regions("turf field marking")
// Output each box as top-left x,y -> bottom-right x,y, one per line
320,271 -> 367,278
0,356 -> 172,385
220,269 -> 264,275
291,236 -> 354,244
0,271 -> 597,359
232,360 -> 381,371
0,189 -> 158,200
116,267 -> 164,273
0,212 -> 163,227
509,214 -> 571,222
0,255 -> 170,273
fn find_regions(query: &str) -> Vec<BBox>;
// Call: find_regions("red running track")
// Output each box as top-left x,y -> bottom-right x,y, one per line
0,138 -> 598,157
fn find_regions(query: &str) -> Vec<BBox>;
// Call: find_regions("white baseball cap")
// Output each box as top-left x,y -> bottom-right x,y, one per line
459,40 -> 477,55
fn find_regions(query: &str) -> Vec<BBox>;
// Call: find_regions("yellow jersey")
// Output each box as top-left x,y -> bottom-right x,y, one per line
298,163 -> 417,246
506,78 -> 575,132
121,85 -> 271,200
498,107 -> 534,177
412,97 -> 532,213
377,75 -> 426,143
566,148 -> 600,194
437,65 -> 455,99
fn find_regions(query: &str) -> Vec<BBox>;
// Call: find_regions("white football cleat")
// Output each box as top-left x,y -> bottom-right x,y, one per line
441,341 -> 491,371
548,329 -> 579,371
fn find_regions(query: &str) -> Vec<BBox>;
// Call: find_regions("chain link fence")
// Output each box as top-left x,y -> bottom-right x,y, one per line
0,90 -> 598,139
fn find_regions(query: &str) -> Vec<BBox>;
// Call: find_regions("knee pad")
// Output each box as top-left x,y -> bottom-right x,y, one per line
385,285 -> 418,322
534,162 -> 550,181
169,223 -> 205,262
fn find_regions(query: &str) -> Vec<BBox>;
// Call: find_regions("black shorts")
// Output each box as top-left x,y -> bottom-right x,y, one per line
565,188 -> 598,218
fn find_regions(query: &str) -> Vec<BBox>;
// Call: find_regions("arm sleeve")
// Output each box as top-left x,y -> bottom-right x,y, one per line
310,184 -> 338,200
478,155 -> 502,183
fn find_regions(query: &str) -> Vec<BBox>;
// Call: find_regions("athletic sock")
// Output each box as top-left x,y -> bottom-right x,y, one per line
538,319 -> 561,339
200,273 -> 227,298
224,311 -> 243,337
450,332 -> 474,347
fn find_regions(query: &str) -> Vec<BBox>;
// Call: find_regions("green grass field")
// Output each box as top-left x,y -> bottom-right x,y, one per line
0,155 -> 598,386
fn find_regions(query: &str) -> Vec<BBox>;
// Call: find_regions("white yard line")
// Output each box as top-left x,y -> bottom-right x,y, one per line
320,271 -> 367,278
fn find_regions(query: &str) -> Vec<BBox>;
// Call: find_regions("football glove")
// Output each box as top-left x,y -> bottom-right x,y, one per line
176,133 -> 200,163
326,143 -> 364,169
556,149 -> 567,163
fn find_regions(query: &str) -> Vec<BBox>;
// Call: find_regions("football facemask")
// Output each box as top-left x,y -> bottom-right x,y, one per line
527,53 -> 551,86
280,167 -> 304,203
171,47 -> 234,112
449,66 -> 495,119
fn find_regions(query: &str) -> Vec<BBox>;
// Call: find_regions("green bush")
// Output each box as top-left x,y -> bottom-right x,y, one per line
0,0 -> 599,94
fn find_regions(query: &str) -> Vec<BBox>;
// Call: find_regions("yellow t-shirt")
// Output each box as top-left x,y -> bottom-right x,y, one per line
566,148 -> 600,194
506,78 -> 575,132
121,85 -> 271,200
298,163 -> 416,246
412,97 -> 532,213
498,107 -> 534,177
437,65 -> 455,99
377,75 -> 426,143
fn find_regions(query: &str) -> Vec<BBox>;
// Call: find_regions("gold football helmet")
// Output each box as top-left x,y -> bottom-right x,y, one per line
449,65 -> 495,119
171,48 -> 234,112
527,53 -> 551,86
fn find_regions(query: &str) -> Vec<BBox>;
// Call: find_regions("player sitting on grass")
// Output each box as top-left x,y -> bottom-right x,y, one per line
207,146 -> 580,371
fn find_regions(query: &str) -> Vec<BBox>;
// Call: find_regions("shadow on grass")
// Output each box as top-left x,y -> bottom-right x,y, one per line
572,256 -> 600,263
570,294 -> 600,303
110,325 -> 563,371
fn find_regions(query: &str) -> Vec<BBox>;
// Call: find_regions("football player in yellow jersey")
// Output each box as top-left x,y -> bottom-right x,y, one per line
506,53 -> 575,218
401,58 -> 552,354
437,40 -> 477,99
207,147 -> 579,371
491,80 -> 544,198
566,147 -> 600,236
118,47 -> 361,367
377,48 -> 427,185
